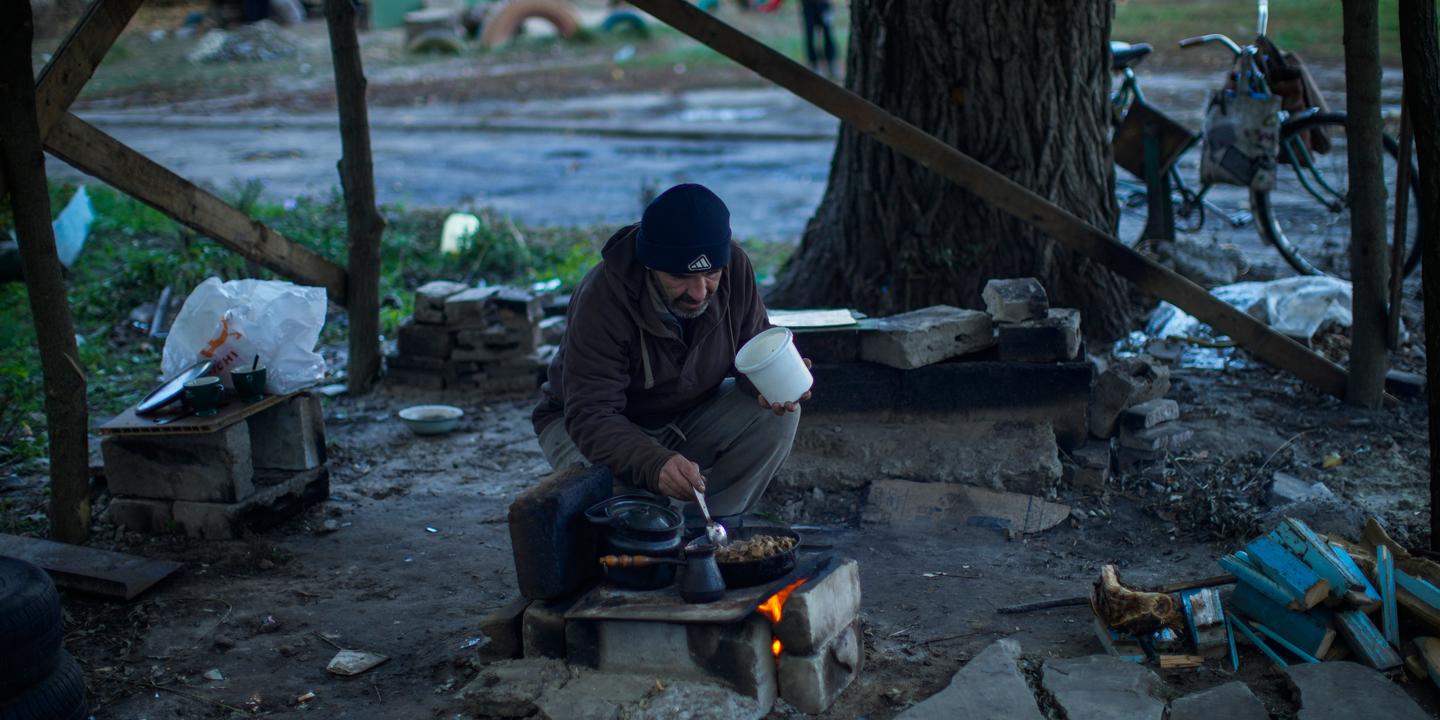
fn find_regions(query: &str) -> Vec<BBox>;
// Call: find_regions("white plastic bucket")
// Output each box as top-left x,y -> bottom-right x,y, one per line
735,327 -> 812,404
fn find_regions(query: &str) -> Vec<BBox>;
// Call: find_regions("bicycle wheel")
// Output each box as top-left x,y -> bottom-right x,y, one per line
1250,112 -> 1422,280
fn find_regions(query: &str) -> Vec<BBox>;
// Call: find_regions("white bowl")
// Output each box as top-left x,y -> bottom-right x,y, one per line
398,404 -> 464,435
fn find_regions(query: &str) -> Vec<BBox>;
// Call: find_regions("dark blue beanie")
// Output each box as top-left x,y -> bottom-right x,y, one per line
635,183 -> 732,274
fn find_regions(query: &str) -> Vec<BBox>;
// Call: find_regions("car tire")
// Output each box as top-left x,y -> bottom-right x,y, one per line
0,558 -> 63,699
0,651 -> 86,720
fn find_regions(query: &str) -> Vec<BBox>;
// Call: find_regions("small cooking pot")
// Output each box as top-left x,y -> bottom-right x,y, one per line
586,495 -> 684,589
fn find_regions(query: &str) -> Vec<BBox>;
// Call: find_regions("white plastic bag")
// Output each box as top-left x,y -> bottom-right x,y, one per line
1200,88 -> 1281,190
162,277 -> 328,394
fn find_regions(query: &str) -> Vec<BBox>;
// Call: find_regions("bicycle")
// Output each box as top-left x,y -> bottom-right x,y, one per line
1109,1 -> 1423,281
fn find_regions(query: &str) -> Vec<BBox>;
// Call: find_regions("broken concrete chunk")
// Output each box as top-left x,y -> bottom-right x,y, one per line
1088,356 -> 1171,439
859,305 -> 993,370
982,278 -> 1049,323
1042,655 -> 1165,720
458,658 -> 571,719
997,308 -> 1081,363
626,680 -> 766,720
1070,443 -> 1112,470
1169,682 -> 1267,720
523,597 -> 574,661
1063,461 -> 1110,495
1119,398 -> 1180,431
1117,422 -> 1193,452
326,649 -> 389,676
534,672 -> 656,720
1268,472 -> 1335,507
898,639 -> 1043,720
479,598 -> 530,660
1284,661 -> 1430,720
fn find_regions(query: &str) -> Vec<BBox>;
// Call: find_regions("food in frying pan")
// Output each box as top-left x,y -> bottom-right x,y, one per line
715,533 -> 797,563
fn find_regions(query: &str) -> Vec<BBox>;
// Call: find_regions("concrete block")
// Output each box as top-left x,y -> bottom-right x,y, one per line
444,287 -> 500,327
508,465 -> 611,600
106,497 -> 174,533
414,280 -> 469,324
539,316 -> 566,345
102,423 -> 255,502
1169,682 -> 1267,720
898,639 -> 1043,720
1118,422 -> 1193,452
860,306 -> 994,370
1119,398 -> 1179,431
588,615 -> 776,708
494,287 -> 543,325
1268,472 -> 1335,507
522,596 -> 574,660
982,278 -> 1049,323
247,393 -> 325,471
1088,356 -> 1171,439
451,345 -> 510,363
171,466 -> 328,540
777,619 -> 863,714
386,367 -> 445,389
1064,461 -> 1109,495
1284,661 -> 1429,720
997,308 -> 1081,362
479,597 -> 530,660
387,353 -> 444,371
773,557 -> 861,656
397,318 -> 453,358
1042,654 -> 1165,720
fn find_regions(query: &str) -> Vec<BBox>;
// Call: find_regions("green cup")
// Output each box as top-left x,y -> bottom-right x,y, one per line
231,366 -> 267,402
182,376 -> 224,417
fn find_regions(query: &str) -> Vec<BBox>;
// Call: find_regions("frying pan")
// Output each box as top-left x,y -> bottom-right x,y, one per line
715,526 -> 801,588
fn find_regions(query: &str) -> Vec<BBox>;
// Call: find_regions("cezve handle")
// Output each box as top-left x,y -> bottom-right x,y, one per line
599,555 -> 681,568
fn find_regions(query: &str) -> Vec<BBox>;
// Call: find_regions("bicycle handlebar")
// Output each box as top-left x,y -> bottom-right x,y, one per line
1178,34 -> 1243,57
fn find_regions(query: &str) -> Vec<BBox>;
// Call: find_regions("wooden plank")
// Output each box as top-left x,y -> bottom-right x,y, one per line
1394,569 -> 1440,634
0,533 -> 180,599
34,0 -> 145,138
1228,582 -> 1336,658
99,391 -> 295,436
1180,587 -> 1229,659
43,114 -> 349,305
1416,637 -> 1440,691
623,0 -> 1353,401
1379,545 -> 1400,648
1247,619 -> 1322,663
1219,552 -> 1303,609
1244,537 -> 1331,609
1329,542 -> 1382,603
1335,608 -> 1403,671
1158,655 -> 1204,670
1271,518 -> 1365,599
1227,614 -> 1289,668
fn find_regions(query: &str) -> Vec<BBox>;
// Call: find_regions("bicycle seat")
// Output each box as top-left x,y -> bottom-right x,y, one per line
1110,41 -> 1153,72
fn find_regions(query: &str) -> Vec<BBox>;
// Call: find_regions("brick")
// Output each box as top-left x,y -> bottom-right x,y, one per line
982,278 -> 1049,323
778,619 -> 863,714
106,497 -> 174,533
450,345 -> 509,363
102,423 -> 255,503
479,597 -> 530,660
860,306 -> 994,370
1119,398 -> 1180,431
1063,461 -> 1109,494
508,465 -> 612,600
494,287 -> 543,325
387,353 -> 444,371
522,596 -> 574,660
1118,422 -> 1193,452
996,308 -> 1081,363
386,367 -> 445,389
1087,356 -> 1170,439
397,318 -> 453,358
171,466 -> 329,540
539,316 -> 566,345
247,393 -> 325,471
773,557 -> 861,656
414,280 -> 469,324
444,287 -> 500,327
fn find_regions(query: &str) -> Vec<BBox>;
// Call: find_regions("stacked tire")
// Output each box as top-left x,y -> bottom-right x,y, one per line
0,557 -> 86,720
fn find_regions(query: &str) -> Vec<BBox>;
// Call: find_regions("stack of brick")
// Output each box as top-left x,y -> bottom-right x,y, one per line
103,394 -> 328,540
984,278 -> 1083,363
388,281 -> 555,392
1086,356 -> 1189,474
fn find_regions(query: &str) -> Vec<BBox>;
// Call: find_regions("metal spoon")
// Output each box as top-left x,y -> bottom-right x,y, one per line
694,490 -> 729,546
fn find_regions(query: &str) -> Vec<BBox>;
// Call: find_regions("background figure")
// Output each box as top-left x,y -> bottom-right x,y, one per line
800,0 -> 836,77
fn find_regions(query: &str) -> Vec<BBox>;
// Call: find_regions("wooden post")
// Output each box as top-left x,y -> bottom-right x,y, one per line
625,0 -> 1354,400
324,0 -> 385,393
1398,0 -> 1440,548
1388,96 -> 1411,350
1342,0 -> 1390,408
0,3 -> 90,543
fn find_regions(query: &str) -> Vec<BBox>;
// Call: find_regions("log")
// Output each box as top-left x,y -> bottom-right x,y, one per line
324,0 -> 386,393
1090,564 -> 1185,637
0,3 -> 90,543
1388,97 -> 1411,349
44,114 -> 349,304
623,0 -> 1353,400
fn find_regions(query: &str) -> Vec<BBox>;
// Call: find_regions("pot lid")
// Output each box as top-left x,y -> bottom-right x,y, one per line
609,502 -> 680,532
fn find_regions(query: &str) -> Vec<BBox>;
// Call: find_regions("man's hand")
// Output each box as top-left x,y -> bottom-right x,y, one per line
657,453 -> 706,501
757,358 -> 813,416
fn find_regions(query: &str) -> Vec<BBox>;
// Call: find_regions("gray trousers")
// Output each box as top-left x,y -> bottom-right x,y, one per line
537,379 -> 799,516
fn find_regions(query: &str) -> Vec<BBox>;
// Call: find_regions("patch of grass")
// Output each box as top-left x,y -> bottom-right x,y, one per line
1114,0 -> 1406,64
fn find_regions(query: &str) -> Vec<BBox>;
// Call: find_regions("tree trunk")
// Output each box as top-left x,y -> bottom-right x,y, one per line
324,0 -> 386,394
1342,0 -> 1389,408
769,0 -> 1131,340
1398,0 -> 1440,546
0,2 -> 90,543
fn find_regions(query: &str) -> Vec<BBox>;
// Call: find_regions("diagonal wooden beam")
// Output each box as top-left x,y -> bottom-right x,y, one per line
34,0 -> 145,139
45,113 -> 350,305
625,0 -> 1352,399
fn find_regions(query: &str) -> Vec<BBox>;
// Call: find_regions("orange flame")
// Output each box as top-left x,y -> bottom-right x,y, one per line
757,578 -> 808,657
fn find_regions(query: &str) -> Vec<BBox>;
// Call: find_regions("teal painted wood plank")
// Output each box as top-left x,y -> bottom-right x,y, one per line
1245,537 -> 1330,609
1181,587 -> 1228,657
1395,569 -> 1440,610
1336,608 -> 1402,671
1271,518 -> 1365,595
1227,613 -> 1288,668
1228,582 -> 1336,657
1248,618 -> 1322,662
1378,546 -> 1399,649
1328,543 -> 1381,602
1220,553 -> 1302,609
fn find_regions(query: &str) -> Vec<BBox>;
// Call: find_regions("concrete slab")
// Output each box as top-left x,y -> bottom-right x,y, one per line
458,658 -> 571,718
1042,655 -> 1165,720
860,306 -> 994,369
1284,661 -> 1429,720
898,639 -> 1043,720
535,672 -> 654,720
1169,682 -> 1266,720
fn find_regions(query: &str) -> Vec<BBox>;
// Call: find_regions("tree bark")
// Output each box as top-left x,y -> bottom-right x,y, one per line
0,3 -> 90,543
324,0 -> 386,394
1342,0 -> 1389,408
768,0 -> 1131,340
1398,0 -> 1440,547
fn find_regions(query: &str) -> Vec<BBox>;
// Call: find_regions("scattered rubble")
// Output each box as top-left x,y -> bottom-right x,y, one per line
186,21 -> 300,63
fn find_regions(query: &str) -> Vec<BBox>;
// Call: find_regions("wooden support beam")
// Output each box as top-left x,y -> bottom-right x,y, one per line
325,0 -> 386,393
0,3 -> 90,544
44,113 -> 349,305
624,0 -> 1353,400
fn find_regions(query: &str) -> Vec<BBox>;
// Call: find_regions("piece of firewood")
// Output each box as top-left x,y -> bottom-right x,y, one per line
1090,565 -> 1184,637
1158,654 -> 1205,670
